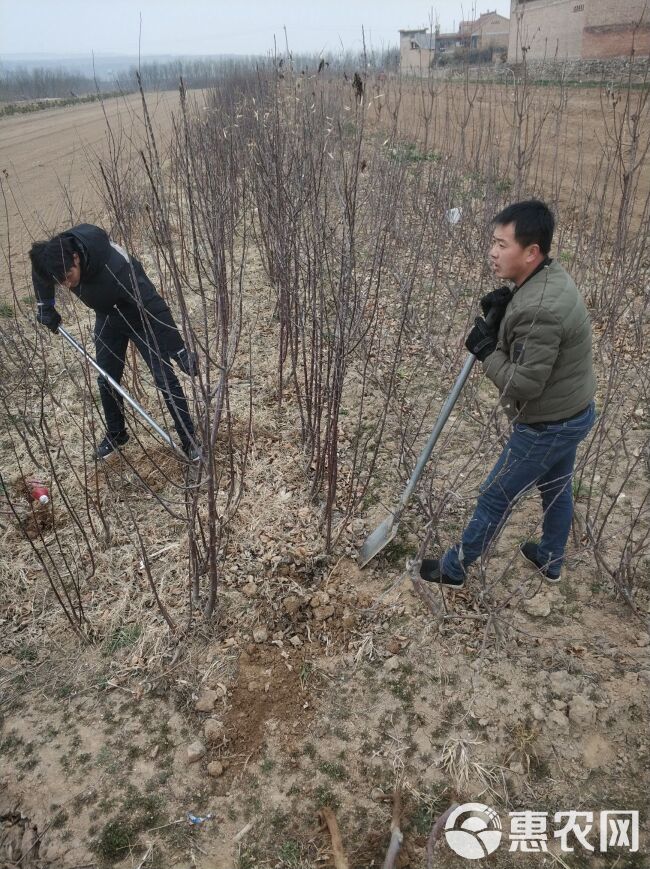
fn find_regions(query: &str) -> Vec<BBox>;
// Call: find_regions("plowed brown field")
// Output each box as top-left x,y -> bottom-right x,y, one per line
0,90 -> 179,297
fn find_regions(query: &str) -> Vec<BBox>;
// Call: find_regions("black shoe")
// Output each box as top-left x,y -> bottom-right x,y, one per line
520,542 -> 561,582
94,430 -> 129,460
419,558 -> 465,588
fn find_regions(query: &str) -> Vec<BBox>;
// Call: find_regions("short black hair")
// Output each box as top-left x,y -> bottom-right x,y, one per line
493,200 -> 555,255
29,235 -> 77,284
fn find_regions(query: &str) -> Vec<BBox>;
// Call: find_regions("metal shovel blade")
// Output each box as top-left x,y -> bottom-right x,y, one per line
358,512 -> 400,567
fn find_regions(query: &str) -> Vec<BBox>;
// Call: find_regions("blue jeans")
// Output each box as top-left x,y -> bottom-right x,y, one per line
441,402 -> 596,581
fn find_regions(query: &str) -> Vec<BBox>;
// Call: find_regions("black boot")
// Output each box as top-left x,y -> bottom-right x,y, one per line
520,542 -> 561,582
419,558 -> 465,588
181,437 -> 202,463
94,430 -> 129,460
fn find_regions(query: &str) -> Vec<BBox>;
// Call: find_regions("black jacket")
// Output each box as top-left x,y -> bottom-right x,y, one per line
33,224 -> 184,355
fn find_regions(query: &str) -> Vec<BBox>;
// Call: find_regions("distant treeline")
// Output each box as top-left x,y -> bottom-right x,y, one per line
0,49 -> 400,102
0,67 -> 103,101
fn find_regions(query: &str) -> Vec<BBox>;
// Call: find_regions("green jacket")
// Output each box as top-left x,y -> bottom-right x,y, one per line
482,259 -> 596,423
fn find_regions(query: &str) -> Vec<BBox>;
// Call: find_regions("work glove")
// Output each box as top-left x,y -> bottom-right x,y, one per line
174,346 -> 199,376
480,285 -> 513,326
37,305 -> 62,334
465,317 -> 498,361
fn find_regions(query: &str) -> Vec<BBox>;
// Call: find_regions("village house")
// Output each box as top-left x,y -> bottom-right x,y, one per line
400,11 -> 510,73
398,28 -> 436,74
508,0 -> 650,61
438,10 -> 510,56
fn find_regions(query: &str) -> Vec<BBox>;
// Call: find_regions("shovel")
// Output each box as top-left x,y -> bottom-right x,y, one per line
358,307 -> 499,567
58,325 -> 178,451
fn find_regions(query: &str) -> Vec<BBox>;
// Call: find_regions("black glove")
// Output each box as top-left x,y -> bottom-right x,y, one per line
37,305 -> 62,334
174,347 -> 199,376
480,285 -> 513,326
465,316 -> 498,361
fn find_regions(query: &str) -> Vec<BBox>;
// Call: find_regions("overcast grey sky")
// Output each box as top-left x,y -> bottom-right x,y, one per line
0,1 -> 512,57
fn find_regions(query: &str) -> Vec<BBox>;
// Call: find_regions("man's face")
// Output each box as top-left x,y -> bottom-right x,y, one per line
489,222 -> 540,286
58,253 -> 81,289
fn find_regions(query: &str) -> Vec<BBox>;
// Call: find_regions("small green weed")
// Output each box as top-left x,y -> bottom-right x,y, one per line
315,784 -> 340,809
407,783 -> 449,834
92,818 -> 136,860
362,491 -> 380,510
121,788 -> 163,826
572,478 -> 591,499
388,142 -> 441,164
98,796 -> 118,813
18,755 -> 39,772
55,682 -> 75,699
299,661 -> 314,689
96,745 -> 120,774
277,839 -> 304,865
0,733 -> 24,753
270,808 -> 289,831
16,644 -> 38,661
92,788 -> 164,859
318,760 -> 347,781
390,680 -> 414,703
51,810 -> 69,829
237,846 -> 261,869
410,800 -> 435,835
331,725 -> 350,742
383,536 -> 413,566
104,624 -> 141,655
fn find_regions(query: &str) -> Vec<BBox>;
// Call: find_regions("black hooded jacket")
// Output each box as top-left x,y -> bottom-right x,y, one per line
33,224 -> 184,355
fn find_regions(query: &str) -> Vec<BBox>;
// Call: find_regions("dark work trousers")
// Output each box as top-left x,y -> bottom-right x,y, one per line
94,308 -> 195,447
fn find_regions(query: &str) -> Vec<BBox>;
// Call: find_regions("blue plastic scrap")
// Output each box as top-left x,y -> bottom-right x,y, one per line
187,813 -> 214,825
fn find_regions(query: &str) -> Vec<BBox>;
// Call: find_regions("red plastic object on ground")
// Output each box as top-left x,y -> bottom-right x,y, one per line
26,480 -> 50,505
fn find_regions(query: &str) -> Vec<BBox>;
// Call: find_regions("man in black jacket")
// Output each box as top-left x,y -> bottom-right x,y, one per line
30,224 -> 199,460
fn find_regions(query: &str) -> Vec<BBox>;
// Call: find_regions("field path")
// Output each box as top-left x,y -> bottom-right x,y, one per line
0,90 -> 181,298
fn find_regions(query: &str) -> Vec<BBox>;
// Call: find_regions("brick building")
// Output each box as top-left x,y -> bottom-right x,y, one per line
436,10 -> 510,55
400,11 -> 509,72
461,10 -> 510,52
508,0 -> 650,61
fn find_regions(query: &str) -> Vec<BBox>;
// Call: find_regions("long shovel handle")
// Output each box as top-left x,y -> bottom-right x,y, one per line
392,303 -> 501,516
58,325 -> 176,450
357,354 -> 477,567
358,306 -> 500,567
396,353 -> 476,512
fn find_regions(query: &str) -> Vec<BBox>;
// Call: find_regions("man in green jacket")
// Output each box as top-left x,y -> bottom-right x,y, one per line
421,200 -> 596,586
